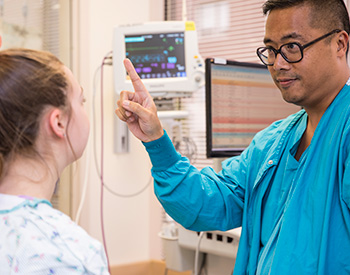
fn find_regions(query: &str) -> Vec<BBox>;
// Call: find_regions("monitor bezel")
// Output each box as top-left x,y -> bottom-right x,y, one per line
113,21 -> 204,98
205,58 -> 271,158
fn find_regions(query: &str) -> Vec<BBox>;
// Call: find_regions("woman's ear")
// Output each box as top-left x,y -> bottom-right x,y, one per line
48,108 -> 67,139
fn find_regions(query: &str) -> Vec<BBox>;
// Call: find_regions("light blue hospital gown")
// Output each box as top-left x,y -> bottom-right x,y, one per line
0,194 -> 109,274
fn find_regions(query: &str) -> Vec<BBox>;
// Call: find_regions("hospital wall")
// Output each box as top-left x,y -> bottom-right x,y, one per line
69,0 -> 165,269
65,0 -> 350,273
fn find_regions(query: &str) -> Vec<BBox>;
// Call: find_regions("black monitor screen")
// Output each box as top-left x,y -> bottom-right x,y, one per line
125,32 -> 186,79
206,58 -> 300,158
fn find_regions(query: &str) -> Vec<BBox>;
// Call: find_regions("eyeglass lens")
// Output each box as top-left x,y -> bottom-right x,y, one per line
257,29 -> 341,66
258,43 -> 303,65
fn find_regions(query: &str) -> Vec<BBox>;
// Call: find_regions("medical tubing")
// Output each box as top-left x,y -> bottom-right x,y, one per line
198,253 -> 207,275
74,139 -> 90,224
75,52 -> 110,224
102,175 -> 153,198
92,64 -> 103,180
100,51 -> 113,273
194,231 -> 205,275
92,55 -> 152,198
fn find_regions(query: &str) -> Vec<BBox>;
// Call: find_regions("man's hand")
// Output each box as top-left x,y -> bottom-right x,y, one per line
115,59 -> 164,142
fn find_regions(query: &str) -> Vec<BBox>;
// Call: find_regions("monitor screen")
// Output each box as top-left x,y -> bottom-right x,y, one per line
113,21 -> 204,98
206,58 -> 301,158
125,32 -> 186,80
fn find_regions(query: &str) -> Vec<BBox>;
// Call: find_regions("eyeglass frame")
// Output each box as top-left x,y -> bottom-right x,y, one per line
256,29 -> 342,66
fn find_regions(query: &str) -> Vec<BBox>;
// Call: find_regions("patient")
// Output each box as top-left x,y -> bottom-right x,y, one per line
0,48 -> 109,274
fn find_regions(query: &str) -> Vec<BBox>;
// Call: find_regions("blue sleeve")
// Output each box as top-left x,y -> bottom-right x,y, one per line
143,131 -> 246,232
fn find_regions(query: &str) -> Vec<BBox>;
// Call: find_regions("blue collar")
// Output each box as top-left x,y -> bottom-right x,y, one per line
0,193 -> 52,214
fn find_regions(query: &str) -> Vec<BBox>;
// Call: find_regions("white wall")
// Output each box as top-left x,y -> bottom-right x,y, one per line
71,0 -> 164,266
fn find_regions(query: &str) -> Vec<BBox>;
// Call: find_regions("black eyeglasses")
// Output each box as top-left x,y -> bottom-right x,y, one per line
256,29 -> 341,66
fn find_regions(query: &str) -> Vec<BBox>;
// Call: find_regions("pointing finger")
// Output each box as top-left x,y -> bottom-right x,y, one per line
123,58 -> 148,94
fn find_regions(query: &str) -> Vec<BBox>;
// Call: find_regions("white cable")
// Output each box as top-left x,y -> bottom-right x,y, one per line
92,63 -> 103,176
91,51 -> 152,198
74,137 -> 91,224
194,231 -> 205,275
103,175 -> 153,198
74,51 -> 110,224
73,63 -> 99,224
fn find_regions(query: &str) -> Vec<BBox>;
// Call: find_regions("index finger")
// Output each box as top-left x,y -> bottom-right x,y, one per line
124,58 -> 148,94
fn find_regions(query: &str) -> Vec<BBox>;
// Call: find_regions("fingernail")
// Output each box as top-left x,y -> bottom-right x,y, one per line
123,100 -> 130,106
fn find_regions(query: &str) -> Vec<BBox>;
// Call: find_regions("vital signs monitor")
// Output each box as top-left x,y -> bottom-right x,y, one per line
113,21 -> 204,98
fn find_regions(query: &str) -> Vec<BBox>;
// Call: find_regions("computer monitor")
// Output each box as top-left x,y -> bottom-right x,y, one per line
206,58 -> 301,158
113,21 -> 205,98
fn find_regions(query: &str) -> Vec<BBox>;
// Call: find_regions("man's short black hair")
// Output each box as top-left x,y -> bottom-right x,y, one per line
262,0 -> 350,35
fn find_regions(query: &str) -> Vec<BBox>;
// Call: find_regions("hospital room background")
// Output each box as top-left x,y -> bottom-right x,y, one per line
2,0 -> 349,274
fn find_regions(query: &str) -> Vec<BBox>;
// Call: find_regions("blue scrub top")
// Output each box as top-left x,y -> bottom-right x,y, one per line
144,78 -> 350,274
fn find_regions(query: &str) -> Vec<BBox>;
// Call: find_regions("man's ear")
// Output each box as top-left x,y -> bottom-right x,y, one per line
336,31 -> 349,57
48,108 -> 67,139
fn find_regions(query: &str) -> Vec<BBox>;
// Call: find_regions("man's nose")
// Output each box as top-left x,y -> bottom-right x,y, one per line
273,52 -> 290,70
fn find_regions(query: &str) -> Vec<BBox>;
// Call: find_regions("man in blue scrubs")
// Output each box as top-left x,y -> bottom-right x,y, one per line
115,0 -> 350,274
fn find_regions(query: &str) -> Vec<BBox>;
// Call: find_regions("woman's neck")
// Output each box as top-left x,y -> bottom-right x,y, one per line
0,157 -> 58,200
